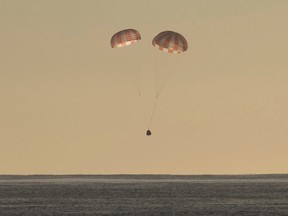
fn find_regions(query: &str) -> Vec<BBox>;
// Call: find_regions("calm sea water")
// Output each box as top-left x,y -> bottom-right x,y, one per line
0,175 -> 287,216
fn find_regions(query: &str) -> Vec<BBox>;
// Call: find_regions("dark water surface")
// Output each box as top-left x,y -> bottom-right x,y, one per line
0,175 -> 287,215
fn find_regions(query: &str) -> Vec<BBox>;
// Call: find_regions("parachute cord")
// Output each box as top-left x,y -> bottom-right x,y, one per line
148,94 -> 159,129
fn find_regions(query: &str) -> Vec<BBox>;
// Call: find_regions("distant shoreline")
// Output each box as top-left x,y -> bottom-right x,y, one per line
0,174 -> 287,180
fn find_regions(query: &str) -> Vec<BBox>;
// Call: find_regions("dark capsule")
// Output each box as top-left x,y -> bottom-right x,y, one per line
146,130 -> 152,136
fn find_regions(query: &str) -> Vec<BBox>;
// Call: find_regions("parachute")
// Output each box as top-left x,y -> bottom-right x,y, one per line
152,31 -> 188,54
146,31 -> 188,135
110,29 -> 188,136
111,29 -> 141,48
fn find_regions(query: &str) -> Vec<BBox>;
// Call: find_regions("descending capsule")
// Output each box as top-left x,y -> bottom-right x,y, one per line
146,130 -> 152,136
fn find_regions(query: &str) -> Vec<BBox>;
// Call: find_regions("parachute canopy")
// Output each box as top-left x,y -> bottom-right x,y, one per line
152,31 -> 188,54
111,29 -> 141,48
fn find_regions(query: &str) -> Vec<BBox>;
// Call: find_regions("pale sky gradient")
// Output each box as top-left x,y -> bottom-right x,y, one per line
1,0 -> 288,174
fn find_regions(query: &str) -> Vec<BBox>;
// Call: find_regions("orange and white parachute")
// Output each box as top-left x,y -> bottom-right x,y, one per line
152,31 -> 188,54
110,29 -> 141,48
110,29 -> 188,135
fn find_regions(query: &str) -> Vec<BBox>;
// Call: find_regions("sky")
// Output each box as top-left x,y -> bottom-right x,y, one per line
0,0 -> 288,175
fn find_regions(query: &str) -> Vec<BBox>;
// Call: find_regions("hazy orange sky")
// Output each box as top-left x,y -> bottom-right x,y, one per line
1,0 -> 288,174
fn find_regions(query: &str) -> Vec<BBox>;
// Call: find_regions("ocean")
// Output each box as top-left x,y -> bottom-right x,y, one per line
0,175 -> 287,215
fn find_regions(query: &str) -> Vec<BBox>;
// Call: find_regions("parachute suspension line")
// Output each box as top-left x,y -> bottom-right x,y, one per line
148,94 -> 160,129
